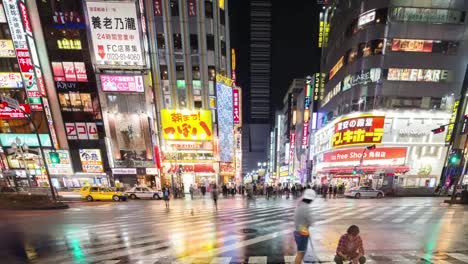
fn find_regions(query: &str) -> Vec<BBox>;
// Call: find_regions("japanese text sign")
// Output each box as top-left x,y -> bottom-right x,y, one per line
233,88 -> 240,124
0,103 -> 30,119
0,72 -> 23,88
332,115 -> 385,148
161,109 -> 213,141
446,100 -> 459,144
323,147 -> 407,166
79,149 -> 104,173
52,61 -> 88,82
86,1 -> 144,67
100,75 -> 144,92
289,132 -> 296,164
0,39 -> 15,57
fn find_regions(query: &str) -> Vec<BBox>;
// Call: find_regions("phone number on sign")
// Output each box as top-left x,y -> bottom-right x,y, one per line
105,53 -> 141,62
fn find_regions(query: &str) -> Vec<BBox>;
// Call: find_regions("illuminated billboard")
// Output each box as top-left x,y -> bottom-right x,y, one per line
387,68 -> 450,82
44,150 -> 74,175
79,149 -> 104,173
216,83 -> 234,162
100,75 -> 144,92
161,109 -> 212,141
332,114 -> 385,148
329,56 -> 343,80
85,1 -> 145,67
392,39 -> 433,52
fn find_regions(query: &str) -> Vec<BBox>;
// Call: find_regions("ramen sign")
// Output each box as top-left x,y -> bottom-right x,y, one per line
332,114 -> 385,148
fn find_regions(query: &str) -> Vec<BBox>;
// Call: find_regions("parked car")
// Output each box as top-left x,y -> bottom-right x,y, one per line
448,184 -> 467,198
125,186 -> 163,200
345,186 -> 384,199
79,186 -> 127,201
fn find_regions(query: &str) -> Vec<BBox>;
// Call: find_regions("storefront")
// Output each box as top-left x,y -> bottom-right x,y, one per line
163,163 -> 216,193
313,110 -> 451,191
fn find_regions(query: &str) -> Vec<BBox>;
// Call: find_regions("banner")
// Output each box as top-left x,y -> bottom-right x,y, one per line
323,147 -> 407,166
0,72 -> 23,88
233,88 -> 240,124
0,103 -> 30,119
86,1 -> 145,67
332,115 -> 385,148
160,109 -> 212,140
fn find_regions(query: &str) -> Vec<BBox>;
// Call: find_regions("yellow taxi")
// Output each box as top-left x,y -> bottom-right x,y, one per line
79,186 -> 128,202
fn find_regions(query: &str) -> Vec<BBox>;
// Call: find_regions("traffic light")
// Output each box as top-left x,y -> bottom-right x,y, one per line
352,167 -> 357,175
449,152 -> 461,165
49,152 -> 60,164
431,126 -> 445,134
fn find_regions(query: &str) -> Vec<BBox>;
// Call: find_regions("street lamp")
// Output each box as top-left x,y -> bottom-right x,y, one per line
11,137 -> 32,187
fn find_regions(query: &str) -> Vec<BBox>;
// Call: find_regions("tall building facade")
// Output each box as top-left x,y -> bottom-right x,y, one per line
311,0 -> 468,193
240,0 -> 272,174
0,0 -> 234,191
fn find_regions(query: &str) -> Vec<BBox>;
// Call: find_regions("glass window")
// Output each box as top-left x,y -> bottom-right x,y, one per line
176,65 -> 184,80
206,34 -> 215,51
173,34 -> 182,50
136,187 -> 142,191
160,65 -> 168,80
192,66 -> 201,80
157,34 -> 165,49
220,9 -> 225,25
190,34 -> 198,51
205,1 -> 213,18
170,0 -> 179,16
194,100 -> 203,108
208,66 -> 216,81
90,187 -> 99,192
221,40 -> 226,56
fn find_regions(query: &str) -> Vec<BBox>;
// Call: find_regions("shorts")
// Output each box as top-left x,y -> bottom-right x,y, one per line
294,231 -> 309,252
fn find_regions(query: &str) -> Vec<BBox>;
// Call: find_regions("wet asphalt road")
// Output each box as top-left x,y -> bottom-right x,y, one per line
1,195 -> 468,263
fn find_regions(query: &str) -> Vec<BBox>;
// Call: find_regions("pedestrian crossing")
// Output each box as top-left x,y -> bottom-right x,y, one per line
26,199 -> 467,264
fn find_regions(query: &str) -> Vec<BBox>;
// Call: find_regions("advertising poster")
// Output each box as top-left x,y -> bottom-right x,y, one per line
233,88 -> 240,124
85,1 -> 145,67
44,150 -> 74,175
392,39 -> 433,52
100,75 -> 144,92
160,109 -> 213,140
216,83 -> 234,162
52,61 -> 88,82
0,103 -> 30,119
79,149 -> 104,173
0,39 -> 15,57
332,115 -> 385,148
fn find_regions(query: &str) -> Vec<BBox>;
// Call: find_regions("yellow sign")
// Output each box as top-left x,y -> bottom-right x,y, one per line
161,109 -> 213,141
446,100 -> 459,143
216,74 -> 233,86
231,49 -> 236,70
329,56 -> 344,80
0,39 -> 15,57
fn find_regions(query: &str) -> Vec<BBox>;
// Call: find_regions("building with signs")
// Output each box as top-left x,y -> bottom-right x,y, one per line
311,0 -> 468,193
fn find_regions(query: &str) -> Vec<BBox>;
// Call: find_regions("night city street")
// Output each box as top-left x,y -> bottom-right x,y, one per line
2,196 -> 467,263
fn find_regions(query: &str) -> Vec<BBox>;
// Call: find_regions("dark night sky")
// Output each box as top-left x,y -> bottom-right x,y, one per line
229,0 -> 322,113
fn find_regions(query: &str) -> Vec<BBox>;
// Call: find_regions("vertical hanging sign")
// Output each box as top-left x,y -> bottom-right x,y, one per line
233,88 -> 240,124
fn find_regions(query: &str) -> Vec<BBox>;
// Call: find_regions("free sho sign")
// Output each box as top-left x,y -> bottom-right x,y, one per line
332,115 -> 385,148
86,1 -> 144,67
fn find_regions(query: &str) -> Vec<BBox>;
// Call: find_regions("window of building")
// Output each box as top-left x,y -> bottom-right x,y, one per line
206,34 -> 215,51
176,65 -> 184,80
157,34 -> 165,49
221,40 -> 226,56
160,65 -> 168,80
194,100 -> 203,109
173,33 -> 182,50
170,0 -> 179,17
205,1 -> 213,18
190,34 -> 198,51
208,66 -> 216,81
220,9 -> 225,25
192,66 -> 201,80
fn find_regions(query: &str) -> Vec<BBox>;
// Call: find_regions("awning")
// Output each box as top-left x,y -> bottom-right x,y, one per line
319,165 -> 409,174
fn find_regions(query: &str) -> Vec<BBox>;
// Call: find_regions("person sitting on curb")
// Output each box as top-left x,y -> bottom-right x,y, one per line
334,225 -> 366,264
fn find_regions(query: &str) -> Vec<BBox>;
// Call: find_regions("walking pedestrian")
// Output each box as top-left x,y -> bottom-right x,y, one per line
333,185 -> 338,198
162,185 -> 170,208
212,184 -> 219,210
329,185 -> 333,198
201,185 -> 206,197
293,189 -> 316,264
189,184 -> 194,200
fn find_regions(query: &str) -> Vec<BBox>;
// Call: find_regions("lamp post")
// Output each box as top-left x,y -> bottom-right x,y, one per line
11,137 -> 31,187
